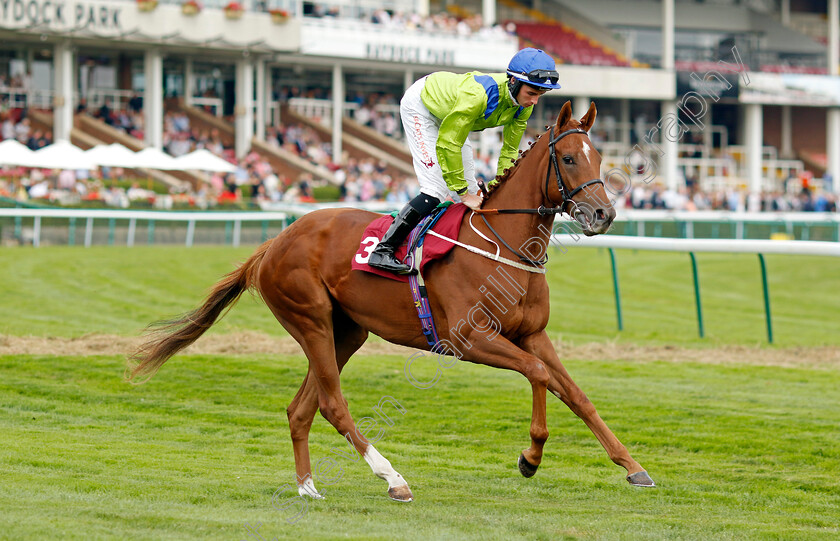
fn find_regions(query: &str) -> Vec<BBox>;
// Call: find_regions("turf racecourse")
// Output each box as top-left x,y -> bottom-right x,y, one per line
2,245 -> 840,540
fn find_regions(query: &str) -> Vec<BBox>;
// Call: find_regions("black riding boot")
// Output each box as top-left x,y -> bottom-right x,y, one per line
368,204 -> 423,275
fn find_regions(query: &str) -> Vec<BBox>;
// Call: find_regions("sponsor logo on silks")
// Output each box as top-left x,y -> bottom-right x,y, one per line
413,115 -> 436,169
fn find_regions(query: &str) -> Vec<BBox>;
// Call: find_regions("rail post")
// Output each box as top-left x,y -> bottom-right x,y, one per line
758,253 -> 774,343
689,252 -> 704,338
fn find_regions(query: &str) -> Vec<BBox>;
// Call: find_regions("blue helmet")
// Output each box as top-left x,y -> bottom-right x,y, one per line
506,48 -> 562,90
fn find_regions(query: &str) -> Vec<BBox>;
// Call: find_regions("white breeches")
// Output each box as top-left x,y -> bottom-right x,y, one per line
400,77 -> 478,202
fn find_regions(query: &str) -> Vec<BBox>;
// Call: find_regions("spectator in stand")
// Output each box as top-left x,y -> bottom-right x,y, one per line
26,129 -> 49,150
167,131 -> 192,157
98,102 -> 114,126
14,117 -> 30,144
128,92 -> 143,113
2,113 -> 16,140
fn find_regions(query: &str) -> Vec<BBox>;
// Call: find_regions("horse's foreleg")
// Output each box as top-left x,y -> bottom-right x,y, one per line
520,332 -> 655,487
518,375 -> 549,477
460,335 -> 551,476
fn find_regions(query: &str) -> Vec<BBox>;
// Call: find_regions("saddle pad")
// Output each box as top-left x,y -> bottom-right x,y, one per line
351,203 -> 469,282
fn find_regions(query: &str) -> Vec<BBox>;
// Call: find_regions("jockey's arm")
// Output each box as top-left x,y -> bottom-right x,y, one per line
496,108 -> 532,181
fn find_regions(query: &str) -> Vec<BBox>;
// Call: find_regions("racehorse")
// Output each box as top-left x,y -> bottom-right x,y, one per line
128,100 -> 655,503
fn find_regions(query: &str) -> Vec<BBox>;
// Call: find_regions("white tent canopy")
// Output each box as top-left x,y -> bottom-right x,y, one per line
134,147 -> 184,171
85,143 -> 141,168
0,139 -> 38,167
174,149 -> 236,173
30,140 -> 96,170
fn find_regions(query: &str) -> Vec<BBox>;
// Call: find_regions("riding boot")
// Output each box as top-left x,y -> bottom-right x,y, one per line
368,204 -> 424,274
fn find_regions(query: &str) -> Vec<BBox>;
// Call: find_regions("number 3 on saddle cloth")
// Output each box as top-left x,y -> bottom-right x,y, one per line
351,202 -> 470,350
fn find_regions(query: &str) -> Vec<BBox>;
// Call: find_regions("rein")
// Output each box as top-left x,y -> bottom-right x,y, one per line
469,126 -> 605,267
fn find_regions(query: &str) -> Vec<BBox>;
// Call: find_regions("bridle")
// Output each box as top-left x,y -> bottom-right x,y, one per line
476,126 -> 604,218
472,126 -> 606,267
545,127 -> 605,217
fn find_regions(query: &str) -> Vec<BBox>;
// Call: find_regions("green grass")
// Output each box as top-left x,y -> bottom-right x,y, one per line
1,353 -> 838,540
1,245 -> 839,539
0,245 -> 838,346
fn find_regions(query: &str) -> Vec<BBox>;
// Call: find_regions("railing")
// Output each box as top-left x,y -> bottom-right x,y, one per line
0,208 -> 288,248
0,87 -> 140,113
0,87 -> 55,109
4,205 -> 837,247
552,234 -> 840,343
188,97 -> 224,117
257,204 -> 840,242
287,97 -> 400,126
84,89 -> 136,111
609,209 -> 840,242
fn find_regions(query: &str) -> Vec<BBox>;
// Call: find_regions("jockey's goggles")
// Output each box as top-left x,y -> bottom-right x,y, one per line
525,69 -> 560,85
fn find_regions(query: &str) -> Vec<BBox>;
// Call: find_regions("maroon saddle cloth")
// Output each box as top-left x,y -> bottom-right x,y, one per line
351,203 -> 470,282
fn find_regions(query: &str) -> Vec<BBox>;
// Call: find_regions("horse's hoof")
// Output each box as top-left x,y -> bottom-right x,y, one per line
518,453 -> 539,478
388,484 -> 414,502
626,471 -> 656,487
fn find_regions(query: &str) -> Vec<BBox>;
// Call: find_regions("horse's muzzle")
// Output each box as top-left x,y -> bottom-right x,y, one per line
576,205 -> 616,236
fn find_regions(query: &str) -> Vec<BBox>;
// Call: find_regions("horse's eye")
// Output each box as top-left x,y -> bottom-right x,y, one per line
563,155 -> 574,165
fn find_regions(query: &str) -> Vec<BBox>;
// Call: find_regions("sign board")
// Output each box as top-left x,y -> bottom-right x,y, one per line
739,72 -> 840,106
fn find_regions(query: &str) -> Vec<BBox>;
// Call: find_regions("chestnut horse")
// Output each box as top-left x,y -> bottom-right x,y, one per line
129,101 -> 654,503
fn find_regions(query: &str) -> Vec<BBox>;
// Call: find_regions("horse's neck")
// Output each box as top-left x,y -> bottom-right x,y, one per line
479,137 -> 555,246
487,134 -> 552,211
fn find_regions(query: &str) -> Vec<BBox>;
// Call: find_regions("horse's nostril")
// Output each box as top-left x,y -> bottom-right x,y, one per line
595,209 -> 606,222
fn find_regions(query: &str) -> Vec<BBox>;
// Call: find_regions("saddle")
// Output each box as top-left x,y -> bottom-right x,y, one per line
351,203 -> 469,283
352,203 -> 469,348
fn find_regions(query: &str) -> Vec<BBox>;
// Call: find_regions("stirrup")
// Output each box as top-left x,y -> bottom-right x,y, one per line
369,250 -> 415,275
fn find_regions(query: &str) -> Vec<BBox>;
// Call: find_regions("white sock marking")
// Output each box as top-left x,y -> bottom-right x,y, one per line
364,445 -> 407,488
297,476 -> 324,499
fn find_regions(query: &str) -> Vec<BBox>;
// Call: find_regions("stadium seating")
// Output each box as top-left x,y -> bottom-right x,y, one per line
511,21 -> 630,67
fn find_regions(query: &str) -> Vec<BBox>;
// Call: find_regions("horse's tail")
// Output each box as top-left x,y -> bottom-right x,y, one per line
127,240 -> 272,383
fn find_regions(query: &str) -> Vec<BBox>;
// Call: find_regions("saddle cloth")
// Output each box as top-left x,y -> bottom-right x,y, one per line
351,203 -> 469,282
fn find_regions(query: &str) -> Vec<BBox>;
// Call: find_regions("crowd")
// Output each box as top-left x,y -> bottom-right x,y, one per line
303,5 -> 516,39
0,110 -> 52,150
366,9 -> 515,39
625,183 -> 838,213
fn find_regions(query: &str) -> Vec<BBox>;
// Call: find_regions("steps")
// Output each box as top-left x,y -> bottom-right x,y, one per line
341,116 -> 412,165
281,105 -> 415,181
170,100 -> 339,185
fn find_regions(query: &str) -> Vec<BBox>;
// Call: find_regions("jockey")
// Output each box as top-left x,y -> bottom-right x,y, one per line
368,47 -> 562,274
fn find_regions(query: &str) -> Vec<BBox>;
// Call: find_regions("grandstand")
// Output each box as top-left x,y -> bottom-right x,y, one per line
0,0 -> 838,214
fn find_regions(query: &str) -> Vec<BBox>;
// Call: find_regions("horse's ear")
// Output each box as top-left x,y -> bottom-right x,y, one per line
555,101 -> 573,131
580,102 -> 597,132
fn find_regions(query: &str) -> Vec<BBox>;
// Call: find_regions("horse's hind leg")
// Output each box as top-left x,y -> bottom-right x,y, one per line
286,314 -> 368,499
280,298 -> 413,502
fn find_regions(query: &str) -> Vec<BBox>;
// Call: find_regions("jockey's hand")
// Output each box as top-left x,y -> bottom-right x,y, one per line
461,192 -> 484,210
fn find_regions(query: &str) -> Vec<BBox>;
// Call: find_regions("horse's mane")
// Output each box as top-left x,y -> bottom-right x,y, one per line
485,119 -> 582,197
